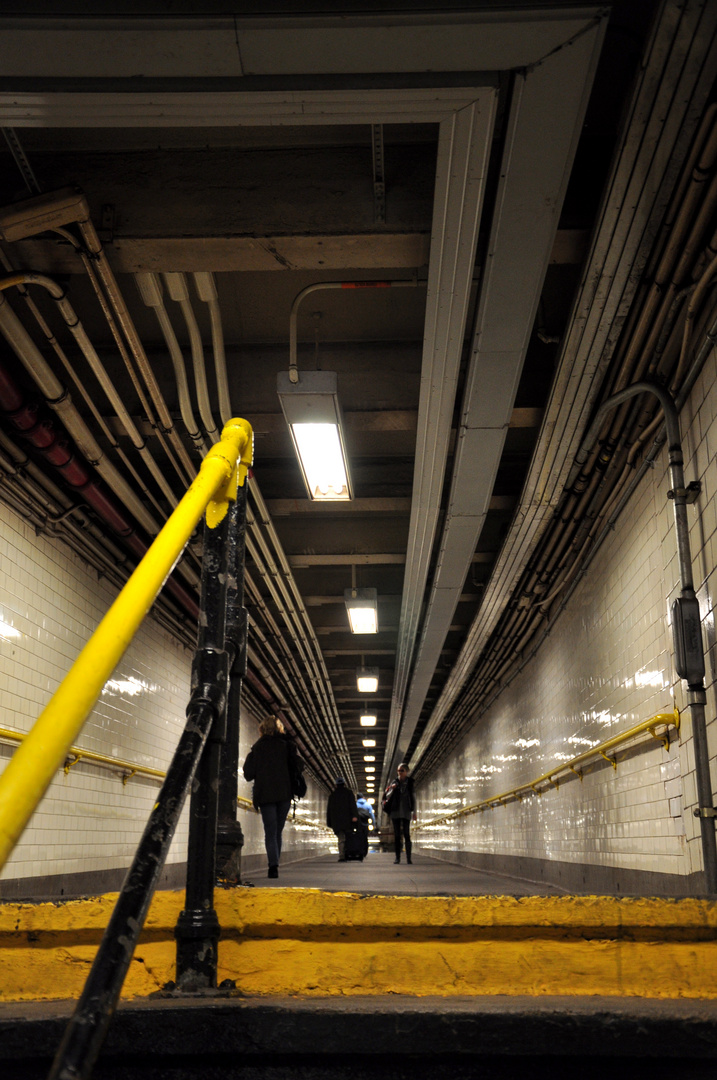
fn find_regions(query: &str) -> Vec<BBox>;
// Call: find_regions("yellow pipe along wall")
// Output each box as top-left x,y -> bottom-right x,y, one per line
1,890 -> 716,1002
0,418 -> 253,871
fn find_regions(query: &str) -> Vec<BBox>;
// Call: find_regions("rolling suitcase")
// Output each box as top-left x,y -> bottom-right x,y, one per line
344,823 -> 366,860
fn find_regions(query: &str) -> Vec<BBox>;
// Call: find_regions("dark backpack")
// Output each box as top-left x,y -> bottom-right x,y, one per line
289,752 -> 307,799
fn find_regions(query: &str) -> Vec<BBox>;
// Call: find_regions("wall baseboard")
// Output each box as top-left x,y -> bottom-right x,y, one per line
419,847 -> 708,896
0,847 -> 328,901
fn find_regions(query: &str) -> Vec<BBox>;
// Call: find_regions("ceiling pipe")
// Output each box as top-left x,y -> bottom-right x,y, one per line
0,186 -> 197,484
0,272 -> 181,511
193,271 -> 233,426
289,278 -> 421,383
0,352 -> 200,621
135,271 -> 208,457
72,206 -> 197,483
163,272 -> 219,444
0,252 -> 169,524
411,9 -> 717,776
0,289 -> 163,540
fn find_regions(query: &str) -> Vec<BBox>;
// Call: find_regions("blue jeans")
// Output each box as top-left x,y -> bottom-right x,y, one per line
260,800 -> 291,867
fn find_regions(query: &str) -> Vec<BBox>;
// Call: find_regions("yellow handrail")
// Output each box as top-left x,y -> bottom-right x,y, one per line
0,725 -> 166,782
0,418 -> 253,872
0,726 -> 308,820
417,709 -> 680,830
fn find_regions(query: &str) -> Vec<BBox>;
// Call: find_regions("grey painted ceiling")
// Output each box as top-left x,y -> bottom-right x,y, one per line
0,2 -> 687,794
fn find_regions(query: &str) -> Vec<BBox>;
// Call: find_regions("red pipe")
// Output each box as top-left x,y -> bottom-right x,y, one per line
0,354 -> 199,619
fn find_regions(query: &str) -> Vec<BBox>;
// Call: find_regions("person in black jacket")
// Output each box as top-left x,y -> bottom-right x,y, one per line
243,715 -> 296,878
326,777 -> 358,862
384,762 -> 416,864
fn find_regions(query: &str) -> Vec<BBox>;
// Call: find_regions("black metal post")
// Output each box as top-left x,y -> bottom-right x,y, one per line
216,484 -> 249,883
174,505 -> 233,989
48,682 -> 226,1080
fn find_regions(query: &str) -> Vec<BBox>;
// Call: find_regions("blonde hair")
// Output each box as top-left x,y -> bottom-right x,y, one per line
259,714 -> 285,737
397,762 -> 410,774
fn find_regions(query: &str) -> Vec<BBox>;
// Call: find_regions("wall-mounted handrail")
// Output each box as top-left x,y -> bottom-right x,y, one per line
0,418 -> 253,873
0,724 -> 315,820
417,709 -> 680,830
0,725 -> 167,782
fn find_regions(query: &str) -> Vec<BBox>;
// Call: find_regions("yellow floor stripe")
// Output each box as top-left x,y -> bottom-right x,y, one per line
1,889 -> 716,1002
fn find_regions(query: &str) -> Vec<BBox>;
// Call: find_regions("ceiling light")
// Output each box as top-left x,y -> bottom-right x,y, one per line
344,588 -> 378,634
277,370 -> 352,501
365,766 -> 375,773
356,666 -> 379,692
360,715 -> 377,727
362,739 -> 376,747
363,755 -> 375,762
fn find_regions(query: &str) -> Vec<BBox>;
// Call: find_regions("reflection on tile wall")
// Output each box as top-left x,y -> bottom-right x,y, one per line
0,505 -> 193,883
0,501 -> 331,886
418,350 -> 717,881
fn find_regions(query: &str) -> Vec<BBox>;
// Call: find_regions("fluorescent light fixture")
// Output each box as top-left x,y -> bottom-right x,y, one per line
362,739 -> 376,747
344,588 -> 378,634
365,766 -> 375,773
363,755 -> 375,762
277,370 -> 352,501
356,666 -> 379,692
360,715 -> 377,727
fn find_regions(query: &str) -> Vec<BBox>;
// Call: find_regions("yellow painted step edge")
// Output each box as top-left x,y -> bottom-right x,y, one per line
1,890 -> 716,1003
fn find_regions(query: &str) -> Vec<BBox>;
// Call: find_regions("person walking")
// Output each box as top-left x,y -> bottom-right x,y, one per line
326,777 -> 359,861
355,792 -> 376,828
383,762 -> 416,864
243,714 -> 297,879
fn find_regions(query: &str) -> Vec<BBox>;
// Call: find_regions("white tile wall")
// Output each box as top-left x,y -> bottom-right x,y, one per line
418,346 -> 717,881
0,501 -> 327,887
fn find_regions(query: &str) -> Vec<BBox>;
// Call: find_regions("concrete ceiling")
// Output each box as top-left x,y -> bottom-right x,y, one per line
0,2 -> 673,793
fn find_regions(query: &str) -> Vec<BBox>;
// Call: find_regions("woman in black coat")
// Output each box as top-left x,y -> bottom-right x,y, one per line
383,762 -> 416,864
243,715 -> 296,878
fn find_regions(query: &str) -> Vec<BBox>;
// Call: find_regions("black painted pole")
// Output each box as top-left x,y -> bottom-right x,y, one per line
174,503 -> 232,988
216,483 -> 248,882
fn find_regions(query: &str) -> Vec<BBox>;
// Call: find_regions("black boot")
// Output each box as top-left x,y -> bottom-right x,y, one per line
406,841 -> 413,865
268,865 -> 279,878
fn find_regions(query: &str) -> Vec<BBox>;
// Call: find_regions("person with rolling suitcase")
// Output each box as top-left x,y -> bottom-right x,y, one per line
326,777 -> 359,862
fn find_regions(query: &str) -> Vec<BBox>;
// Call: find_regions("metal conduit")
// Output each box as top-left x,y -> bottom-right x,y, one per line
64,230 -> 195,491
135,271 -> 208,456
0,428 -> 131,572
194,271 -> 233,426
288,278 -> 420,382
164,272 -> 219,443
244,527 -> 353,781
0,250 -> 170,523
0,272 -> 182,511
0,293 -> 162,539
244,575 -> 332,755
413,47 -> 717,775
248,480 -> 353,772
246,509 -> 337,726
73,211 -> 197,482
421,301 -> 717,776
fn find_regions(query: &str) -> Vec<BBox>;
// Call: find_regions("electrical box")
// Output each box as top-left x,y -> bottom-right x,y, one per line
672,597 -> 705,684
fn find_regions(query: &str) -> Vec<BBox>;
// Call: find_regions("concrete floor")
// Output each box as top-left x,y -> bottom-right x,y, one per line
238,848 -> 566,895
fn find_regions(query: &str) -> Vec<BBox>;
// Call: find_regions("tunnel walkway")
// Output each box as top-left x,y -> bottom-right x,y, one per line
239,849 -> 566,895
